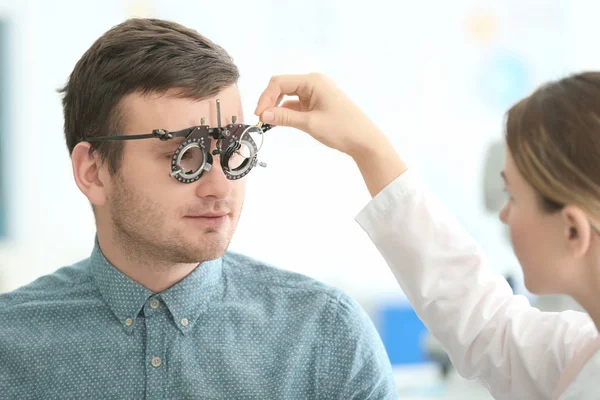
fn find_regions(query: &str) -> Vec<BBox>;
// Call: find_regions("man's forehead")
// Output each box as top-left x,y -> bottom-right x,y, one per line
121,87 -> 244,133
205,96 -> 245,125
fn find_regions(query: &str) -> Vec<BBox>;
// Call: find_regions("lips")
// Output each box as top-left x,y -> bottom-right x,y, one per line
185,211 -> 228,218
184,213 -> 228,228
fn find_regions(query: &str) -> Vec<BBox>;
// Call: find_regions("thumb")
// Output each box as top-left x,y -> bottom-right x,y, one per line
260,107 -> 308,130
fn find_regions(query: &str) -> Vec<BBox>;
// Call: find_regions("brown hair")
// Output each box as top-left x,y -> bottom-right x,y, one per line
58,18 -> 239,174
506,71 -> 600,228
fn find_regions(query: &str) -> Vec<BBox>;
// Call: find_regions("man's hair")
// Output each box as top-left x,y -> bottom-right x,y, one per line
58,18 -> 240,175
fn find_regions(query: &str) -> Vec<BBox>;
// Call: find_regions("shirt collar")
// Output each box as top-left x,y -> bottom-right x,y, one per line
89,239 -> 224,336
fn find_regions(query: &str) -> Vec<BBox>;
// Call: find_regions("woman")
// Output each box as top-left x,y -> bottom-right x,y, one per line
254,72 -> 600,399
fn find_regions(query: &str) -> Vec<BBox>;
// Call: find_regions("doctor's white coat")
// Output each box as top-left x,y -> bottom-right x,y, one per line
355,170 -> 600,400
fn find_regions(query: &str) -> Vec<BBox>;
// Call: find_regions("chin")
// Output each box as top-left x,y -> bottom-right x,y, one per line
188,235 -> 231,261
178,217 -> 237,261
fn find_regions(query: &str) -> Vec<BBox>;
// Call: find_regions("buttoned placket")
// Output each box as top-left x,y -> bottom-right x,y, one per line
143,296 -> 168,399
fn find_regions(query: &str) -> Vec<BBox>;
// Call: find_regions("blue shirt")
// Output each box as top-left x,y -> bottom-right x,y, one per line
0,241 -> 398,399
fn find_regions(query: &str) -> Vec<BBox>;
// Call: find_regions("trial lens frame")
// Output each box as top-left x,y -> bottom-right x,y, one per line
80,99 -> 275,183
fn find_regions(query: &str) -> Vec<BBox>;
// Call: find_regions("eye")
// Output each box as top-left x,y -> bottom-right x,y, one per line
165,151 -> 191,160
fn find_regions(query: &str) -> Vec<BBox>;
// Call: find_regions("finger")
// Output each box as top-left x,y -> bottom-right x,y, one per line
260,106 -> 309,131
280,99 -> 302,112
254,75 -> 313,115
275,93 -> 285,107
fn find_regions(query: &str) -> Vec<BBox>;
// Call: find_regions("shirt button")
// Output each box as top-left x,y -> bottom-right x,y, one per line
150,299 -> 160,309
181,318 -> 189,326
151,357 -> 162,368
125,318 -> 133,327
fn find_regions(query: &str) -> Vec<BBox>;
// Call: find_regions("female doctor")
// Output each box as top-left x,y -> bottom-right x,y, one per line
254,72 -> 600,400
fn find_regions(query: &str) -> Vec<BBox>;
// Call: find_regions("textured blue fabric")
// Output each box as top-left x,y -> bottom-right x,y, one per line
0,241 -> 398,399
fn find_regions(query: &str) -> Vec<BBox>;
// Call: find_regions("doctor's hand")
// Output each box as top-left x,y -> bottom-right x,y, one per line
254,73 -> 389,160
254,72 -> 408,197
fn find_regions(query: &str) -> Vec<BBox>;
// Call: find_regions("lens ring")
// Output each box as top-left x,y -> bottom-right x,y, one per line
171,142 -> 206,181
221,139 -> 257,179
240,125 -> 264,153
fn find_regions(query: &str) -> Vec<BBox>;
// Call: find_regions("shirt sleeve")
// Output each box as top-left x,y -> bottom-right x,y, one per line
319,291 -> 399,399
354,169 -> 598,400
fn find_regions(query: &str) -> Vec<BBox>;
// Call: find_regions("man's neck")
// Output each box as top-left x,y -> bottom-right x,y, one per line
96,229 -> 199,293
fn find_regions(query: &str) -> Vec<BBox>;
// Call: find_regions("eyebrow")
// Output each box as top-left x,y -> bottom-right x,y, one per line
501,171 -> 509,184
150,138 -> 185,151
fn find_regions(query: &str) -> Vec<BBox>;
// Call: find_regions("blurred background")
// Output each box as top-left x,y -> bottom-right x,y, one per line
0,0 -> 594,398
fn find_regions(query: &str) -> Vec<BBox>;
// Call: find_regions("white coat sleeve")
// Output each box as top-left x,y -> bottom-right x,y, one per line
354,170 -> 598,400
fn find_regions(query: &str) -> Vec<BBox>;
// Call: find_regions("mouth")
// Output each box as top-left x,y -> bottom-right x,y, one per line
184,213 -> 229,227
186,213 -> 228,218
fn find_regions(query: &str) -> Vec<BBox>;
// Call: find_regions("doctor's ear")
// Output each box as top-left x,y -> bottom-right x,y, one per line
561,205 -> 592,257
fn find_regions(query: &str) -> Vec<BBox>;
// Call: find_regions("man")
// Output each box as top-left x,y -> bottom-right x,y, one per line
0,19 -> 398,399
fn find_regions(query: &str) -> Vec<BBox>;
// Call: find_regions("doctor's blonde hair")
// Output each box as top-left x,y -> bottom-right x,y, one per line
505,71 -> 600,231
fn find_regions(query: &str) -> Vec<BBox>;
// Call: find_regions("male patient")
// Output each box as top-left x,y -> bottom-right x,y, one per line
0,18 -> 397,399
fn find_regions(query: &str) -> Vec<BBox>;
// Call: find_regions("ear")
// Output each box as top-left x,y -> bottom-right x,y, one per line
71,142 -> 108,207
561,205 -> 592,257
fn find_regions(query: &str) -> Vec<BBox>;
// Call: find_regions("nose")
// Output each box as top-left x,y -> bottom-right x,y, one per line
194,155 -> 232,200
